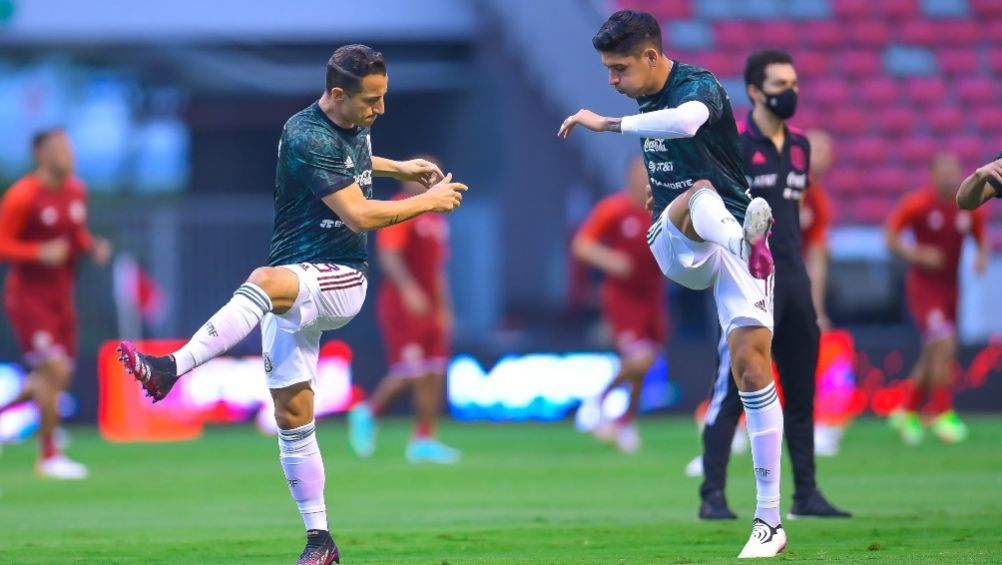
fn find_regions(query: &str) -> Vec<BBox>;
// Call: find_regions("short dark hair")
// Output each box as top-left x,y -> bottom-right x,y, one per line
744,49 -> 794,90
32,128 -> 63,153
592,10 -> 662,55
326,44 -> 386,95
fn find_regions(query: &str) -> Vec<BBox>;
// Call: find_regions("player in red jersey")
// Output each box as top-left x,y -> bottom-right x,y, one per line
573,156 -> 667,453
886,153 -> 989,445
0,129 -> 112,479
347,157 -> 459,464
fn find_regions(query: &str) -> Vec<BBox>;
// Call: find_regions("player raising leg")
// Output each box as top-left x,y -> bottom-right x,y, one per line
558,11 -> 785,558
116,45 -> 467,565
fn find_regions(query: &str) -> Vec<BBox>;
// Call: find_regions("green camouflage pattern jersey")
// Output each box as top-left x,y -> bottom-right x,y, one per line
268,102 -> 373,271
636,61 -> 751,223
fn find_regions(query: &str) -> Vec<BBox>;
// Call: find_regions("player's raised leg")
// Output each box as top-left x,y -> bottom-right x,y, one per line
117,266 -> 298,402
667,181 -> 774,280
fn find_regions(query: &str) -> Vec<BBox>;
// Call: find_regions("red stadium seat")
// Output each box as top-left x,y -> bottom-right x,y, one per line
692,51 -> 744,77
854,196 -> 896,224
825,169 -> 864,198
903,77 -> 948,106
845,137 -> 891,166
971,107 -> 1002,135
899,20 -> 940,45
926,105 -> 965,134
845,20 -> 892,47
989,50 -> 1002,74
945,136 -> 987,164
619,0 -> 692,19
828,107 -> 871,136
970,0 -> 1002,17
840,49 -> 883,76
936,20 -> 982,46
869,166 -> 909,195
754,21 -> 800,48
714,21 -> 758,50
833,0 -> 872,20
791,50 -> 832,77
876,0 -> 920,19
898,137 -> 938,165
938,49 -> 979,75
801,20 -> 844,49
955,77 -> 999,105
875,107 -> 914,136
859,78 -> 899,105
805,77 -> 850,108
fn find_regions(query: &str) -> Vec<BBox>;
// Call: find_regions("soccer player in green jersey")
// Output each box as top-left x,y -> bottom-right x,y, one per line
116,44 -> 467,565
558,10 -> 786,558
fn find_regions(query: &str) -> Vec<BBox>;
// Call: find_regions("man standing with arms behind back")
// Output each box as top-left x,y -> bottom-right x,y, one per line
697,51 -> 850,522
558,11 -> 787,558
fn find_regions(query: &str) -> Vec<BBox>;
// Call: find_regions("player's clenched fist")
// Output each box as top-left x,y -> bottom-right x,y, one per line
423,173 -> 468,213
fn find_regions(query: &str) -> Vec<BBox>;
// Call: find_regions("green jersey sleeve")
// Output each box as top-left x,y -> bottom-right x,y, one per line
288,130 -> 356,198
675,74 -> 726,124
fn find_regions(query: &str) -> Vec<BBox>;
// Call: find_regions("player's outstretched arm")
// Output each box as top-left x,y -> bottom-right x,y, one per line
956,157 -> 1002,210
322,174 -> 467,233
372,156 -> 444,188
558,101 -> 709,140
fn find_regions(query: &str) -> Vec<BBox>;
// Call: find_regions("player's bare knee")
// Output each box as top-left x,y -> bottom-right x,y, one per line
271,382 -> 314,429
730,341 -> 771,392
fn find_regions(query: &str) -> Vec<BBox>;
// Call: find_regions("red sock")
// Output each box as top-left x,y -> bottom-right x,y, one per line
370,401 -> 384,418
40,433 -> 58,460
616,412 -> 635,425
929,386 -> 953,415
904,383 -> 927,412
414,421 -> 435,439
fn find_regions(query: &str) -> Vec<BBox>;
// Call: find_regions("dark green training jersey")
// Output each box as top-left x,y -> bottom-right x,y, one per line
636,61 -> 751,223
268,102 -> 373,271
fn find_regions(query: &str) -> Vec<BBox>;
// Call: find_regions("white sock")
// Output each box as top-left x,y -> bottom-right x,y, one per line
173,283 -> 272,375
279,421 -> 328,531
740,381 -> 784,527
688,188 -> 744,256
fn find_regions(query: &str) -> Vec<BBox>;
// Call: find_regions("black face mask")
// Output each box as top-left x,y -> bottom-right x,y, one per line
763,88 -> 797,120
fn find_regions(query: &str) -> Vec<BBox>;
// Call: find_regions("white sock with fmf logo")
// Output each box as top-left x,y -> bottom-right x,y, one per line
173,282 -> 272,375
740,381 -> 783,528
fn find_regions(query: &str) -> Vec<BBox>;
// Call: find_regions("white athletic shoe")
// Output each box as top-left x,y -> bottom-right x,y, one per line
738,518 -> 787,559
742,197 -> 775,280
684,455 -> 703,477
613,422 -> 640,454
36,454 -> 88,480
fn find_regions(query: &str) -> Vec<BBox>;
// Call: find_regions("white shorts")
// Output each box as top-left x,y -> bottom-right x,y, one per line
261,263 -> 367,390
647,203 -> 773,336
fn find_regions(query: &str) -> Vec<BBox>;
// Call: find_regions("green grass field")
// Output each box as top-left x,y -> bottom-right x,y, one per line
1,417 -> 1001,564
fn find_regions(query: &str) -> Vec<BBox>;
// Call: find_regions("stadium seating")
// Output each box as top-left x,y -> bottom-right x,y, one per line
615,0 -> 1001,225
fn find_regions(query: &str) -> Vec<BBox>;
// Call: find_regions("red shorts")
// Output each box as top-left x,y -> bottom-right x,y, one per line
377,292 -> 449,378
906,278 -> 957,343
601,285 -> 667,359
4,289 -> 77,367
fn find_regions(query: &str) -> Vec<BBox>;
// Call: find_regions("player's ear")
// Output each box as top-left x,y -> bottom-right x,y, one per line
644,47 -> 658,68
746,84 -> 761,106
330,87 -> 348,102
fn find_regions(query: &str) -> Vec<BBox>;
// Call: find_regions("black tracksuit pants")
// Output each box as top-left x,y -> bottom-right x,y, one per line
699,268 -> 820,503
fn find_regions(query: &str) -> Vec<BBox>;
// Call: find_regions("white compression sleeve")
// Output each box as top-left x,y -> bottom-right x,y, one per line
620,101 -> 710,139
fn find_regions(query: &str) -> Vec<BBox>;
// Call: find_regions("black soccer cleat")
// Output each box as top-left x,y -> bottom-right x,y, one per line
116,341 -> 179,403
788,489 -> 852,519
296,529 -> 340,565
699,489 -> 738,520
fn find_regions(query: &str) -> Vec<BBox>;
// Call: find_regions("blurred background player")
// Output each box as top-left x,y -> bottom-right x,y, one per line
573,156 -> 667,454
115,45 -> 468,565
956,151 -> 1002,210
885,153 -> 989,446
696,51 -> 850,521
558,11 -> 787,558
0,129 -> 112,479
348,155 -> 460,464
